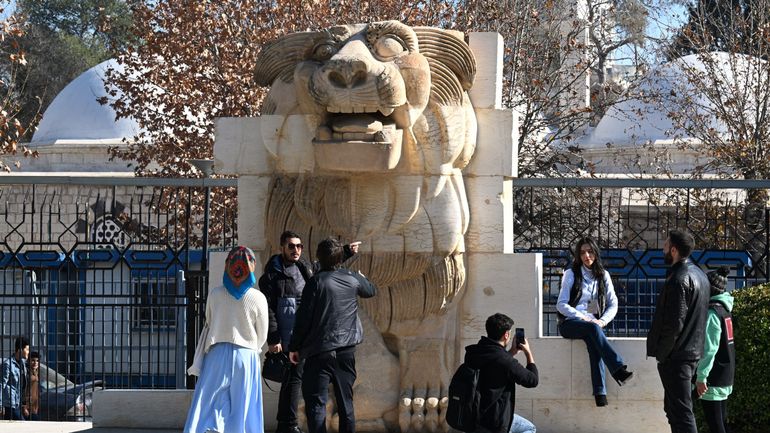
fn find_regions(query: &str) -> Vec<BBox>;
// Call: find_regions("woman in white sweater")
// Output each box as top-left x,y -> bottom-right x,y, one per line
557,237 -> 633,407
184,246 -> 269,433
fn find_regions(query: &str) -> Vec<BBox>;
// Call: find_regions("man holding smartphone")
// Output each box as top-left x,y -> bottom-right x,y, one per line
463,313 -> 539,433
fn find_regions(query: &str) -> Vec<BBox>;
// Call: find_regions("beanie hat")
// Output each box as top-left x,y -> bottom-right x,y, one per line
707,266 -> 729,295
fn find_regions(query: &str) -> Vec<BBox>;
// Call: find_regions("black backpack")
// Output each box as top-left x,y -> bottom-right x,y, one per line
445,363 -> 482,432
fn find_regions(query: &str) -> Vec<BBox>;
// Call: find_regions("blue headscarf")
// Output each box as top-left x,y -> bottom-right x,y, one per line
222,246 -> 257,300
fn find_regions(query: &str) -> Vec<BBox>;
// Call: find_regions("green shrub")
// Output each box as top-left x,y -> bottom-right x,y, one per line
727,283 -> 770,432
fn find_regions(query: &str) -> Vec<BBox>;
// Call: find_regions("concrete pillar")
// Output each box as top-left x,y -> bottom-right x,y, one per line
468,32 -> 504,109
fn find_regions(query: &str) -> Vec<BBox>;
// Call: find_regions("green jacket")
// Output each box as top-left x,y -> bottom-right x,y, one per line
696,292 -> 734,401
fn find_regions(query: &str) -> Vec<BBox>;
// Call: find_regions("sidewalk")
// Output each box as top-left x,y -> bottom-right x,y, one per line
0,421 -> 179,433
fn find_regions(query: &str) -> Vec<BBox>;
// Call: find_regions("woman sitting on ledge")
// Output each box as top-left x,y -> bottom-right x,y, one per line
557,237 -> 634,407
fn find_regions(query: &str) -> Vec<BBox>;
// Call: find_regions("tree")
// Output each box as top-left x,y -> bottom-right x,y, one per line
0,1 -> 40,172
106,0 -> 471,176
107,0 -> 652,178
667,0 -> 762,58
653,0 -> 770,180
585,0 -> 647,118
461,0 -> 650,177
6,0 -> 134,129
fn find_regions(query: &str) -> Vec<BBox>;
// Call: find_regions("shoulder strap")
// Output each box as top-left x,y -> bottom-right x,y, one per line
709,301 -> 729,314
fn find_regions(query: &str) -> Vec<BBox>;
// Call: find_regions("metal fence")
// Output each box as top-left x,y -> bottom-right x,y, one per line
512,178 -> 770,337
0,176 -> 236,421
6,174 -> 770,419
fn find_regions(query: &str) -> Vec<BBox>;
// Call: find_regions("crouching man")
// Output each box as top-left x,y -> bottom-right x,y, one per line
465,313 -> 539,433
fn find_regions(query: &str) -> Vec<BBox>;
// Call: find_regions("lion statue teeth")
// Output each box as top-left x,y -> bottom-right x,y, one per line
255,20 -> 477,433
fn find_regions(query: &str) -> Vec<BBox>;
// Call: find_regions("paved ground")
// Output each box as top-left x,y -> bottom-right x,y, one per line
0,421 -> 178,433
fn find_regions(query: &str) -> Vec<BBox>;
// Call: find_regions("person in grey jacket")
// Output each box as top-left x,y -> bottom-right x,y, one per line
1,336 -> 29,420
647,230 -> 710,433
289,237 -> 376,433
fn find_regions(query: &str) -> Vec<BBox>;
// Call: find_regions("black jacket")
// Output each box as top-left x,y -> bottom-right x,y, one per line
258,254 -> 313,346
463,337 -> 538,433
646,258 -> 710,362
289,268 -> 376,358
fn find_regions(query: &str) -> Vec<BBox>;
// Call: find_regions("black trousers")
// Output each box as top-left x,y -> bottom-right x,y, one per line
302,346 -> 357,433
277,358 -> 305,429
657,360 -> 698,433
2,406 -> 24,420
701,399 -> 730,433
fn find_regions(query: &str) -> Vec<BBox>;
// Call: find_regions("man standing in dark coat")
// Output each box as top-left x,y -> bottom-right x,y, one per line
464,313 -> 538,433
289,237 -> 376,433
259,230 -> 313,433
647,230 -> 710,433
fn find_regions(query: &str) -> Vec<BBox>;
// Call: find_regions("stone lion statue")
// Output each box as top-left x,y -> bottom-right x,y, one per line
254,20 -> 477,433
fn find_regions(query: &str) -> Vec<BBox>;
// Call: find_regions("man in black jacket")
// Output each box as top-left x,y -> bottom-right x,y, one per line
464,313 -> 538,433
289,237 -> 376,433
259,230 -> 313,433
647,230 -> 710,433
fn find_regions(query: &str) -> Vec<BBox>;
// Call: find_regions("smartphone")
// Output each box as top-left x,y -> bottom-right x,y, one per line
515,328 -> 525,346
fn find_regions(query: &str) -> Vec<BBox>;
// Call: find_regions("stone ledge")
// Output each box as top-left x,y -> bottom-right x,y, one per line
92,385 -> 282,430
92,389 -> 193,429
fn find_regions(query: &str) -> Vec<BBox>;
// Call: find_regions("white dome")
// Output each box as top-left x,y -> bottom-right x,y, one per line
584,52 -> 766,148
31,59 -> 143,145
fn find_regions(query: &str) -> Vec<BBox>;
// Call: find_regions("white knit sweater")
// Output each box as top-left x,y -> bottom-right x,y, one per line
203,285 -> 269,353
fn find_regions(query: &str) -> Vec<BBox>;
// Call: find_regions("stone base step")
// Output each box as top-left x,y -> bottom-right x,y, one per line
92,387 -> 282,430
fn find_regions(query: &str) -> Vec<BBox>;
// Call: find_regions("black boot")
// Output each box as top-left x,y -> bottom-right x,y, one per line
612,365 -> 634,386
595,395 -> 608,407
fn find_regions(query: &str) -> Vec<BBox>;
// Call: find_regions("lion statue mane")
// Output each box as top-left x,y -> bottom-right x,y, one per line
254,20 -> 477,433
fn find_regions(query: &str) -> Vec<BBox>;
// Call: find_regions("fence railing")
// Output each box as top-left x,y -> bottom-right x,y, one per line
0,176 -> 236,421
511,177 -> 770,337
6,174 -> 770,419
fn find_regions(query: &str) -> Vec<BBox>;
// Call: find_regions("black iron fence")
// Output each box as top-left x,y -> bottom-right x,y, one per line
512,178 -> 770,337
6,174 -> 770,419
0,176 -> 236,421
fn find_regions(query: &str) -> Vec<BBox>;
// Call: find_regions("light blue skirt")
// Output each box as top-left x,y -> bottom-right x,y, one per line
184,342 -> 264,433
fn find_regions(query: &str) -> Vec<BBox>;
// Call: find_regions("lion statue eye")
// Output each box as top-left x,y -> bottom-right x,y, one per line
313,43 -> 336,60
373,35 -> 406,59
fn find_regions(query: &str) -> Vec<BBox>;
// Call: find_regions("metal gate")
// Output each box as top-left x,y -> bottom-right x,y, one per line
0,176 -> 236,420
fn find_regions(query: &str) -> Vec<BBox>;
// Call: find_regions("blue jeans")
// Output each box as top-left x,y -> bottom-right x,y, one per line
510,414 -> 536,433
559,318 -> 625,396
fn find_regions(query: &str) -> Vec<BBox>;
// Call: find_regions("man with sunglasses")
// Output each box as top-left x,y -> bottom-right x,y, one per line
260,230 -> 314,433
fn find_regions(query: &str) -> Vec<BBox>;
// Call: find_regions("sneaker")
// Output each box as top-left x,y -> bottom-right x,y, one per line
595,395 -> 608,407
613,366 -> 634,386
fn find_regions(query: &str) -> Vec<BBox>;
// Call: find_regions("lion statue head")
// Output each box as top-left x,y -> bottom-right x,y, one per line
255,20 -> 477,177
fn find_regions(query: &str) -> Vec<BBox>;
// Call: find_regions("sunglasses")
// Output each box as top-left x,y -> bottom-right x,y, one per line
287,243 -> 303,250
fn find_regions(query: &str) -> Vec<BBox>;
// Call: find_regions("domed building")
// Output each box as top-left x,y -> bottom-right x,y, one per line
578,52 -> 767,175
20,58 -> 144,172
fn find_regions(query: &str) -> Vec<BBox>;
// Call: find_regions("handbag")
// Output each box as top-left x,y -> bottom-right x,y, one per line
262,351 -> 290,383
